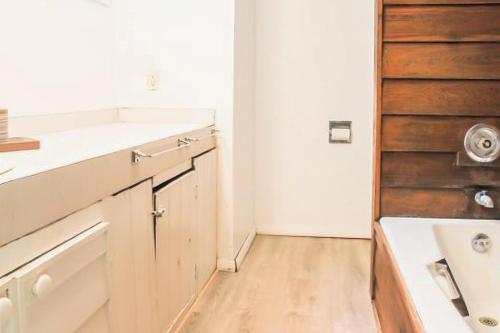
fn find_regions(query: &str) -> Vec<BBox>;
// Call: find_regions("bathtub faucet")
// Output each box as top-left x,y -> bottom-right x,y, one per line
475,190 -> 495,209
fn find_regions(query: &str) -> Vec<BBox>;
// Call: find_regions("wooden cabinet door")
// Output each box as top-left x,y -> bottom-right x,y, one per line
154,172 -> 197,332
194,150 -> 217,292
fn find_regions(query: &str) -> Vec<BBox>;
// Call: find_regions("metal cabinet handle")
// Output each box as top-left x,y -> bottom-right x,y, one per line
132,131 -> 217,165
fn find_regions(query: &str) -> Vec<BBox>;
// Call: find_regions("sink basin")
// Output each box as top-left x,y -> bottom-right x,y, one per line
433,220 -> 500,332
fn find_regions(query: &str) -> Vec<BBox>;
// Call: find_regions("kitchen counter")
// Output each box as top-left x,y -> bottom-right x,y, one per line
0,122 -> 205,185
380,218 -> 473,333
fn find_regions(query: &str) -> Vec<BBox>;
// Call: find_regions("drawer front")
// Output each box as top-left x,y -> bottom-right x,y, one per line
15,223 -> 110,333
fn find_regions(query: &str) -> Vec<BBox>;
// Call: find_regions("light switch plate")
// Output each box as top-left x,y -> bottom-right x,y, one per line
329,121 -> 352,144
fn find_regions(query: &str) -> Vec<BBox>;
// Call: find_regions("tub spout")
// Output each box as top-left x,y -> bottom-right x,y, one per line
475,191 -> 494,209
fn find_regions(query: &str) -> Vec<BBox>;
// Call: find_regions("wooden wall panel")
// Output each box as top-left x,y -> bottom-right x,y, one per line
383,43 -> 500,79
373,227 -> 422,332
384,6 -> 500,42
382,116 -> 500,152
383,80 -> 500,116
385,0 -> 500,4
382,152 -> 500,188
381,188 -> 500,218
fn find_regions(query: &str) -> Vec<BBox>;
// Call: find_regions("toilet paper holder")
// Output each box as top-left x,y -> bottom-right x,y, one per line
329,121 -> 352,144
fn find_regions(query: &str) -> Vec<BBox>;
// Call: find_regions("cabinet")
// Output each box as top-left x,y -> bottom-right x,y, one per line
154,149 -> 217,332
194,150 -> 217,292
155,172 -> 197,332
0,222 -> 111,333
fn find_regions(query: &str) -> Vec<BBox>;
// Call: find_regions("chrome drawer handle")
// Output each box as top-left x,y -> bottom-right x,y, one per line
132,131 -> 217,165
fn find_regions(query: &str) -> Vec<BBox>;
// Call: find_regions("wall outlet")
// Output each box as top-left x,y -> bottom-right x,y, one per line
147,71 -> 160,91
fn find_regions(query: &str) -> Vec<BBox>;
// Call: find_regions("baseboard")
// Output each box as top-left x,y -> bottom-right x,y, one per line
256,225 -> 370,239
217,258 -> 236,273
234,230 -> 256,272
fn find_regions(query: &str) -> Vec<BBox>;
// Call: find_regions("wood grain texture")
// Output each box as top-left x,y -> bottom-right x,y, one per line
373,224 -> 424,333
385,0 -> 500,3
382,152 -> 500,188
0,137 -> 40,152
178,236 -> 377,333
381,188 -> 500,218
382,116 -> 500,152
383,80 -> 500,116
383,43 -> 500,79
384,6 -> 500,42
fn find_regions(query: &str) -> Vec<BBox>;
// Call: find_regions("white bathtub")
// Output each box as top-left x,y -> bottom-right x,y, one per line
380,217 -> 500,333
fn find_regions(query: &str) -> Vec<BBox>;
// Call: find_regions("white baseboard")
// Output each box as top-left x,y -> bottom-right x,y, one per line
216,229 -> 257,273
217,258 -> 236,273
235,230 -> 256,272
256,225 -> 371,239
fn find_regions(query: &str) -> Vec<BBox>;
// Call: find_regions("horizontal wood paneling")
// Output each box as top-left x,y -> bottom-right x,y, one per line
381,188 -> 500,218
384,6 -> 500,42
382,116 -> 500,152
383,80 -> 500,116
382,152 -> 500,188
383,43 -> 500,79
385,0 -> 500,3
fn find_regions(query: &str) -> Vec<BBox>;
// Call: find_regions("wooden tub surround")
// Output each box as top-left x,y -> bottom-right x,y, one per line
371,0 -> 500,332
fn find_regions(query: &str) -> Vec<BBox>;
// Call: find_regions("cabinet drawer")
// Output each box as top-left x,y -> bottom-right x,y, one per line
15,222 -> 110,333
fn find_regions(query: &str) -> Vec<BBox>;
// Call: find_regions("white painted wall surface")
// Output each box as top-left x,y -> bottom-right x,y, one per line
0,1 -> 115,116
234,0 -> 257,257
255,0 -> 374,238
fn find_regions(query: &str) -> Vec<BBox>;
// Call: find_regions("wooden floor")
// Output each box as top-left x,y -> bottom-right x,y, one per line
179,235 -> 377,333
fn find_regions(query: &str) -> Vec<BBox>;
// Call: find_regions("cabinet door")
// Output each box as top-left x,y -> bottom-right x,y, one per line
154,172 -> 197,332
194,150 -> 217,292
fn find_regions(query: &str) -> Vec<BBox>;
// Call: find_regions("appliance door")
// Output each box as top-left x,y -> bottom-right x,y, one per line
15,222 -> 111,333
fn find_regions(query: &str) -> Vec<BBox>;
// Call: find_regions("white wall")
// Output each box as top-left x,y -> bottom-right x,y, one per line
233,0 -> 256,257
255,0 -> 374,238
0,0 -> 115,116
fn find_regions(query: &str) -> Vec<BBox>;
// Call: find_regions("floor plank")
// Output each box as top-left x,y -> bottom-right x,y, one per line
179,235 -> 377,333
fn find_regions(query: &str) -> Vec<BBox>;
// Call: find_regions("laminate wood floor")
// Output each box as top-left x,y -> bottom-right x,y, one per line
178,235 -> 377,333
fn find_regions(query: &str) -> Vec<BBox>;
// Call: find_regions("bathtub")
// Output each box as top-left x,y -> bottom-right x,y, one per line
380,217 -> 500,333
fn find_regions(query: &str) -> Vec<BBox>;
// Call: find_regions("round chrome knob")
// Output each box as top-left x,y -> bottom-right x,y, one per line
0,297 -> 13,328
472,233 -> 492,253
464,124 -> 500,163
32,274 -> 53,299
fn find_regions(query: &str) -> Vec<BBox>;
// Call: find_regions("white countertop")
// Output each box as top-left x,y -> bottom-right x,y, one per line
0,122 -> 206,185
380,217 -> 473,333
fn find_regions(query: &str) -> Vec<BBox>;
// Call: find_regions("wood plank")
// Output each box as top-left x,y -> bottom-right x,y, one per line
371,0 -> 384,300
382,152 -> 500,188
383,43 -> 500,79
179,236 -> 377,333
382,116 -> 500,152
0,137 -> 40,152
383,80 -> 500,116
384,5 -> 500,42
385,0 -> 500,4
373,224 -> 424,333
381,188 -> 500,218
